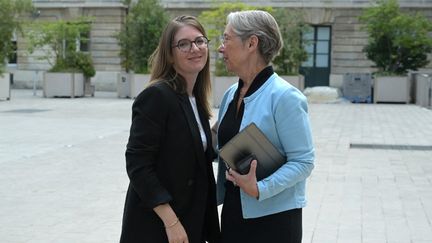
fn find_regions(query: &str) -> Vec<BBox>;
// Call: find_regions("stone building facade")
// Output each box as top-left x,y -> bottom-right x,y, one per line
8,0 -> 432,90
11,0 -> 127,91
162,0 -> 432,87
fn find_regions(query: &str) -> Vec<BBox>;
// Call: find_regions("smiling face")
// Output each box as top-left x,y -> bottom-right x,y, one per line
172,25 -> 209,80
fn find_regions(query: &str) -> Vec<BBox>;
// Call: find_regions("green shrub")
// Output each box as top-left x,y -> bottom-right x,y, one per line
27,18 -> 95,77
117,0 -> 169,73
359,0 -> 432,75
272,8 -> 311,75
0,0 -> 33,74
72,52 -> 95,78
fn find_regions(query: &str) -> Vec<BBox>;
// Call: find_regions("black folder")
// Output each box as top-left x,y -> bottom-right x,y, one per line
219,123 -> 286,181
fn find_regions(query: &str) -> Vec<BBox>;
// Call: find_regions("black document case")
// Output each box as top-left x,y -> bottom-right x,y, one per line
219,123 -> 286,180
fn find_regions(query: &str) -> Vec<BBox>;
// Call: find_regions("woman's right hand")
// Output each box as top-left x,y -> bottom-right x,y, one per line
153,204 -> 189,243
165,221 -> 189,243
226,160 -> 259,199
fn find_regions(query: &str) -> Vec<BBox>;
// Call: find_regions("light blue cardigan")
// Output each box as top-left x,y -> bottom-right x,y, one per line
216,73 -> 315,219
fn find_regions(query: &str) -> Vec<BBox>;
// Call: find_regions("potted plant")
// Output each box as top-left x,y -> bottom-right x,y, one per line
273,8 -> 311,91
27,18 -> 95,98
116,0 -> 168,98
0,0 -> 32,100
359,0 -> 432,103
199,3 -> 269,107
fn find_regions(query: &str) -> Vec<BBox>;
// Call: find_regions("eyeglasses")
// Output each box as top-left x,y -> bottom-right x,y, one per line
219,34 -> 239,47
172,36 -> 209,52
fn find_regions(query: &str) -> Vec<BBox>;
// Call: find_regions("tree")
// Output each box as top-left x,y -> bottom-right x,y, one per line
273,8 -> 311,75
27,18 -> 95,78
0,0 -> 32,74
359,0 -> 432,75
117,0 -> 169,73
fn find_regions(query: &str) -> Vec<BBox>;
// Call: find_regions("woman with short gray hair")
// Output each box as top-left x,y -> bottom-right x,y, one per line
214,10 -> 315,243
226,10 -> 283,64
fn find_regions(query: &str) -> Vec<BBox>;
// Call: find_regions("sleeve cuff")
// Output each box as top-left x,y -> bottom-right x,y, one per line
256,180 -> 270,201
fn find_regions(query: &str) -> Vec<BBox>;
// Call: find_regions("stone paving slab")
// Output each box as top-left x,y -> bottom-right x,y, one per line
1,89 -> 432,243
305,104 -> 432,243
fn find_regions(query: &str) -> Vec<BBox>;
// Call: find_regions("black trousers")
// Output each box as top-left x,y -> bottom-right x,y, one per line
221,183 -> 302,243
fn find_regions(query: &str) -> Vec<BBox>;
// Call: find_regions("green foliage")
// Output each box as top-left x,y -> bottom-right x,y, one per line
117,0 -> 169,73
0,0 -> 33,74
199,2 -> 271,76
27,18 -> 95,77
198,2 -> 262,50
359,0 -> 432,75
50,52 -> 95,78
272,8 -> 311,75
214,59 -> 231,76
73,52 -> 95,78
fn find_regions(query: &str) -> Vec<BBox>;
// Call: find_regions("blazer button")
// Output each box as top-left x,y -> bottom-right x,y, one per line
187,179 -> 195,186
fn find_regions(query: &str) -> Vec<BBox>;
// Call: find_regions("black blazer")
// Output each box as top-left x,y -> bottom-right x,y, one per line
120,82 -> 220,243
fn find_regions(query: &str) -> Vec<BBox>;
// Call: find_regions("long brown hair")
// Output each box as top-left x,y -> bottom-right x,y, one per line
148,15 -> 212,119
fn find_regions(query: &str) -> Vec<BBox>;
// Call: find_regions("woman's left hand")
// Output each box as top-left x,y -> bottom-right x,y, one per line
225,160 -> 259,199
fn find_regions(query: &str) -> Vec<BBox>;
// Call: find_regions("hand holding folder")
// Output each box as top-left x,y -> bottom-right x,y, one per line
219,123 -> 286,181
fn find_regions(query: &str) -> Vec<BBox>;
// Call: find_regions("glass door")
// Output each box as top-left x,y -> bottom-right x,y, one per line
300,26 -> 331,87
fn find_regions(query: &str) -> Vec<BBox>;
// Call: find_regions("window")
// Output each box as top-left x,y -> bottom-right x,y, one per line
301,26 -> 331,68
8,41 -> 17,65
79,31 -> 90,52
8,32 -> 17,65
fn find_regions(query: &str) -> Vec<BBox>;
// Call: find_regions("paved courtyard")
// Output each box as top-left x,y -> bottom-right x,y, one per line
1,89 -> 432,243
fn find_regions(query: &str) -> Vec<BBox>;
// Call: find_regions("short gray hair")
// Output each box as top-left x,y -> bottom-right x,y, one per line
227,10 -> 283,64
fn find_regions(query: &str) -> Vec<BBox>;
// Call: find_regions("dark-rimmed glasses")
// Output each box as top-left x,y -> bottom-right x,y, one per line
172,36 -> 209,52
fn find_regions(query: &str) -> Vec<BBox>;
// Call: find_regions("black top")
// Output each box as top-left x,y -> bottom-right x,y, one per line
218,66 -> 274,148
218,67 -> 303,243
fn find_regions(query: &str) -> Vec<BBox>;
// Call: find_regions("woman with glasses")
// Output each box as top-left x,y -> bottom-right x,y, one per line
120,15 -> 220,243
214,10 -> 315,243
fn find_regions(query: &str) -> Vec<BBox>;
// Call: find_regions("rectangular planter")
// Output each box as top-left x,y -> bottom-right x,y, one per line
0,73 -> 11,100
117,72 -> 150,98
415,74 -> 432,108
131,73 -> 150,98
117,72 -> 131,98
373,76 -> 410,103
280,75 -> 305,91
43,72 -> 84,98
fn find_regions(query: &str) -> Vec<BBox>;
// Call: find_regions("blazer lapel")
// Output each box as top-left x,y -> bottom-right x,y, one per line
177,94 -> 208,173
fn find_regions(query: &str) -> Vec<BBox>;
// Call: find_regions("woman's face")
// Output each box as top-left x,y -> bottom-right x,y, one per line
218,25 -> 249,74
172,25 -> 208,79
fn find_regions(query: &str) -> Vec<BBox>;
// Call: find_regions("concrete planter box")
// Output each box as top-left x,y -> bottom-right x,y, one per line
43,72 -> 84,98
415,73 -> 432,108
0,72 -> 11,100
373,76 -> 410,103
117,72 -> 130,98
280,75 -> 305,91
131,73 -> 150,98
0,73 -> 10,100
117,72 -> 150,98
213,76 -> 237,108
